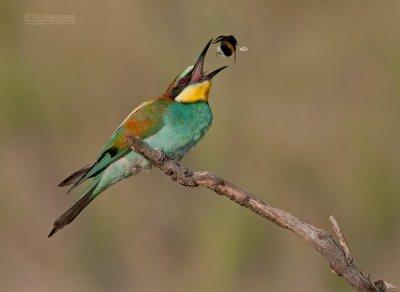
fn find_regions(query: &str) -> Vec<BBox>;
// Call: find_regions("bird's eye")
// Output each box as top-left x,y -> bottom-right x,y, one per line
179,78 -> 188,85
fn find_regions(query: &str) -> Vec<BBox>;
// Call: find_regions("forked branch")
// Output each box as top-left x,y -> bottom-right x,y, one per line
127,136 -> 396,292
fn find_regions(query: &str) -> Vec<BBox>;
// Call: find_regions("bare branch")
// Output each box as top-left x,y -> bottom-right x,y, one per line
329,215 -> 351,263
127,136 -> 396,292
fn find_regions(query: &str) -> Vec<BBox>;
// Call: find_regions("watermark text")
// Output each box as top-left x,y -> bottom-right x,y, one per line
24,13 -> 76,26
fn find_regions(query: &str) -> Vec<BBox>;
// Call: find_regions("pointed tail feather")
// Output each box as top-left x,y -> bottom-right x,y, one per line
58,162 -> 94,187
48,182 -> 98,237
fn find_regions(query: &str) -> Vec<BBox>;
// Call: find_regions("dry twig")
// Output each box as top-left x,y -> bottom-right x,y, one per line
127,136 -> 397,292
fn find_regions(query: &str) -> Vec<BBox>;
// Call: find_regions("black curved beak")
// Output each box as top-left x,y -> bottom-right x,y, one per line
190,39 -> 228,82
191,39 -> 212,82
204,66 -> 228,80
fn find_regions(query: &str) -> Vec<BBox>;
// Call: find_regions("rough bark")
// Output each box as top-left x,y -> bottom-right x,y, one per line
127,136 -> 396,292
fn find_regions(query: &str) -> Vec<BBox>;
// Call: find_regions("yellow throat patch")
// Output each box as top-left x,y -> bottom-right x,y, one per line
175,81 -> 211,103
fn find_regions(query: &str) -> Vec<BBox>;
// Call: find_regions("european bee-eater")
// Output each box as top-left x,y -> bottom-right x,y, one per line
49,40 -> 227,237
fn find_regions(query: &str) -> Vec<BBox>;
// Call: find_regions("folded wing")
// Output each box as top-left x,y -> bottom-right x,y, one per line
60,98 -> 172,192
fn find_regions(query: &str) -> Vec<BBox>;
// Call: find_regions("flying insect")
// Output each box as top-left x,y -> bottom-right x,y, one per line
212,35 -> 248,61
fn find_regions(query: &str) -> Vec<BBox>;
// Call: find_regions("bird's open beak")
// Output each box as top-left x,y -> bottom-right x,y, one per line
191,39 -> 228,82
204,66 -> 228,80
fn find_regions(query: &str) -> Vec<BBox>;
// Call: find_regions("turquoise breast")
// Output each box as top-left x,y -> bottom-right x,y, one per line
94,101 -> 213,194
145,101 -> 213,160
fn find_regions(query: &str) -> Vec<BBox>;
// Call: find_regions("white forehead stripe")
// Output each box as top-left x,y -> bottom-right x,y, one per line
177,65 -> 194,80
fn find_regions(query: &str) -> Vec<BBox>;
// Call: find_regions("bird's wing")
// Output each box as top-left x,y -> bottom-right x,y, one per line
64,98 -> 172,191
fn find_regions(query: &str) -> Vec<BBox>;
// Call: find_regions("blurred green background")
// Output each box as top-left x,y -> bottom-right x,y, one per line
1,1 -> 400,291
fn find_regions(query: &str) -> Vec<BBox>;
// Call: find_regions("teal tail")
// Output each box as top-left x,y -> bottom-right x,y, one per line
49,179 -> 100,237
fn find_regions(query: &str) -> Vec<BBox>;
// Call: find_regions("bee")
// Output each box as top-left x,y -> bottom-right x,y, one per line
212,35 -> 248,62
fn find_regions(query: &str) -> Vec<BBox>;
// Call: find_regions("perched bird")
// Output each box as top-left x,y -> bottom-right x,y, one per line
49,40 -> 227,237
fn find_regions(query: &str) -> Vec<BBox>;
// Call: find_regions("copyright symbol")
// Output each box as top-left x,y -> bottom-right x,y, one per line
24,13 -> 32,20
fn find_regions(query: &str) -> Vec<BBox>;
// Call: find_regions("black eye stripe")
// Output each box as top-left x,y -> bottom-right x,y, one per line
172,82 -> 189,98
170,68 -> 193,98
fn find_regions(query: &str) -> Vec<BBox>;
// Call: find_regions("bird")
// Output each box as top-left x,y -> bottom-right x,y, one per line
49,40 -> 227,237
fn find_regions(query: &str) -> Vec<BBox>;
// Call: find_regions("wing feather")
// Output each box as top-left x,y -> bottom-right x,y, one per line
64,98 -> 172,191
